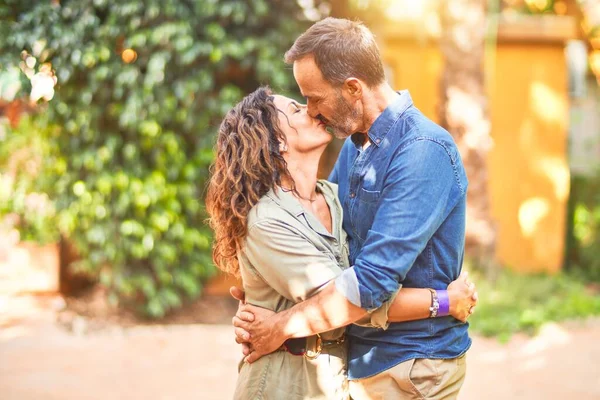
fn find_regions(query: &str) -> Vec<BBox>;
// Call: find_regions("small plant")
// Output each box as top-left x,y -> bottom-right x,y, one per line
468,268 -> 600,342
0,116 -> 59,244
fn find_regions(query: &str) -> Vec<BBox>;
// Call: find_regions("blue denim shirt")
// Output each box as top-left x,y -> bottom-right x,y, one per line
329,91 -> 471,380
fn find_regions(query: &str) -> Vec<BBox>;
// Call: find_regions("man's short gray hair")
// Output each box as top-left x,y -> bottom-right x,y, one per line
284,17 -> 386,87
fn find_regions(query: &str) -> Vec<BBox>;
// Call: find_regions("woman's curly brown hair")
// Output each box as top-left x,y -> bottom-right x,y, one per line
206,87 -> 294,277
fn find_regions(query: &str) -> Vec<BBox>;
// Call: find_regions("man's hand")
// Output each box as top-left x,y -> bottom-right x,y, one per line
232,302 -> 284,363
448,271 -> 478,322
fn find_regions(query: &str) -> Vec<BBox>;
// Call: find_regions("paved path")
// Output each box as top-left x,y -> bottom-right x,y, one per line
1,295 -> 599,400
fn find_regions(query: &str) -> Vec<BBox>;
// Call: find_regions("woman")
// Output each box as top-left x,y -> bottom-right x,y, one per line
206,87 -> 475,400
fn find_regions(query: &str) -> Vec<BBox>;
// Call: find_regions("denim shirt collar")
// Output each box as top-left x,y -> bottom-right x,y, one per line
351,90 -> 413,149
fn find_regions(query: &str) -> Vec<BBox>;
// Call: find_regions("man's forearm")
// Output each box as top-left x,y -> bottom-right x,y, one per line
270,285 -> 437,340
272,285 -> 432,339
387,288 -> 430,322
275,282 -> 367,340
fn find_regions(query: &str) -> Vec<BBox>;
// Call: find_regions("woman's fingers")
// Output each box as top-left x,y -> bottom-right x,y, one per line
232,316 -> 252,337
234,326 -> 251,343
241,343 -> 252,356
244,349 -> 266,364
236,310 -> 255,322
232,315 -> 250,329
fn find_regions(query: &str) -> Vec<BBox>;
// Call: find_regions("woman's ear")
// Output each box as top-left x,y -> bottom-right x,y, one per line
279,141 -> 288,153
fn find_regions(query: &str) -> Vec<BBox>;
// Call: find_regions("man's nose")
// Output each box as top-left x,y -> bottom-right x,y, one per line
306,102 -> 318,118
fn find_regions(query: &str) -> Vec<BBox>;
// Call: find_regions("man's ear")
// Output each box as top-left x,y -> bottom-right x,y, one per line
344,78 -> 363,98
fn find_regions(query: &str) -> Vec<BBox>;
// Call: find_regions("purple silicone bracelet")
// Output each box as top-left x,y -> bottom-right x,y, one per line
436,290 -> 450,317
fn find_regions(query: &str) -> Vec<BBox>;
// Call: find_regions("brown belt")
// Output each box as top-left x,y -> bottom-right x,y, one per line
278,333 -> 346,360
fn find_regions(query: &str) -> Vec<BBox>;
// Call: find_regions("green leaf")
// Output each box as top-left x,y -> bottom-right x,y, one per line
146,297 -> 165,318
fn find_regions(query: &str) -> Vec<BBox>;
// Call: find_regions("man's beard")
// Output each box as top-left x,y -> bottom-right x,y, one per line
327,93 -> 360,139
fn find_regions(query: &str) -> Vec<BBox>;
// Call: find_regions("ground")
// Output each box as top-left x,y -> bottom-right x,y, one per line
1,292 -> 599,400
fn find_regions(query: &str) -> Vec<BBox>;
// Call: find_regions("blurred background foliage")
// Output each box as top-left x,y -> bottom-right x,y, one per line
567,172 -> 600,282
0,0 -> 326,317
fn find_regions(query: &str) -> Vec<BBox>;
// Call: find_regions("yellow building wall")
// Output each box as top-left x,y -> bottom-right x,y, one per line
488,44 -> 569,273
382,40 -> 569,273
383,40 -> 443,122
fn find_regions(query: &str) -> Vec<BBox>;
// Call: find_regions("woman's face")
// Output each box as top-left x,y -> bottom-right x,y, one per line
272,95 -> 332,156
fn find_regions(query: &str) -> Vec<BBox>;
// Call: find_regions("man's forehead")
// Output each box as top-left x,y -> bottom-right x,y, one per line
296,80 -> 317,99
293,56 -> 328,94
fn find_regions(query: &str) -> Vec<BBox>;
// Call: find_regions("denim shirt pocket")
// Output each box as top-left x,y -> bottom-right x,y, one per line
352,188 -> 381,240
358,188 -> 381,203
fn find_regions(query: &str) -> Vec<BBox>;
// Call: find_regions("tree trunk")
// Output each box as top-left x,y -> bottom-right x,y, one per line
439,0 -> 497,269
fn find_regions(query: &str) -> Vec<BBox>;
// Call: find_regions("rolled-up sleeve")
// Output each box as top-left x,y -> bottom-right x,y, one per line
346,139 -> 463,311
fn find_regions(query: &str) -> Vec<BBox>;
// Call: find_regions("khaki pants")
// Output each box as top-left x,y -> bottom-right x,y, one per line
349,355 -> 467,400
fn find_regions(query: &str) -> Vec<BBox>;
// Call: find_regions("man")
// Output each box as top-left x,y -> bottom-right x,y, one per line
232,17 -> 474,399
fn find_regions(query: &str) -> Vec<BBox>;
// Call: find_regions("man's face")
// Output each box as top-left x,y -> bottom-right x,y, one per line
292,56 -> 361,139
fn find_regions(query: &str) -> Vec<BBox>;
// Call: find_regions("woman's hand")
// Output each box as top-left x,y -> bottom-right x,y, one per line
233,303 -> 285,363
447,271 -> 478,322
230,286 -> 283,363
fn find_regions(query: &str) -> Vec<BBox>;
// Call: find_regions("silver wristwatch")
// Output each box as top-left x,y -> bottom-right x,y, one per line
428,288 -> 439,318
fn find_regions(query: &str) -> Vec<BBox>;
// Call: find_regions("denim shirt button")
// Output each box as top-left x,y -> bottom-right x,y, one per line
375,138 -> 381,144
349,192 -> 356,198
